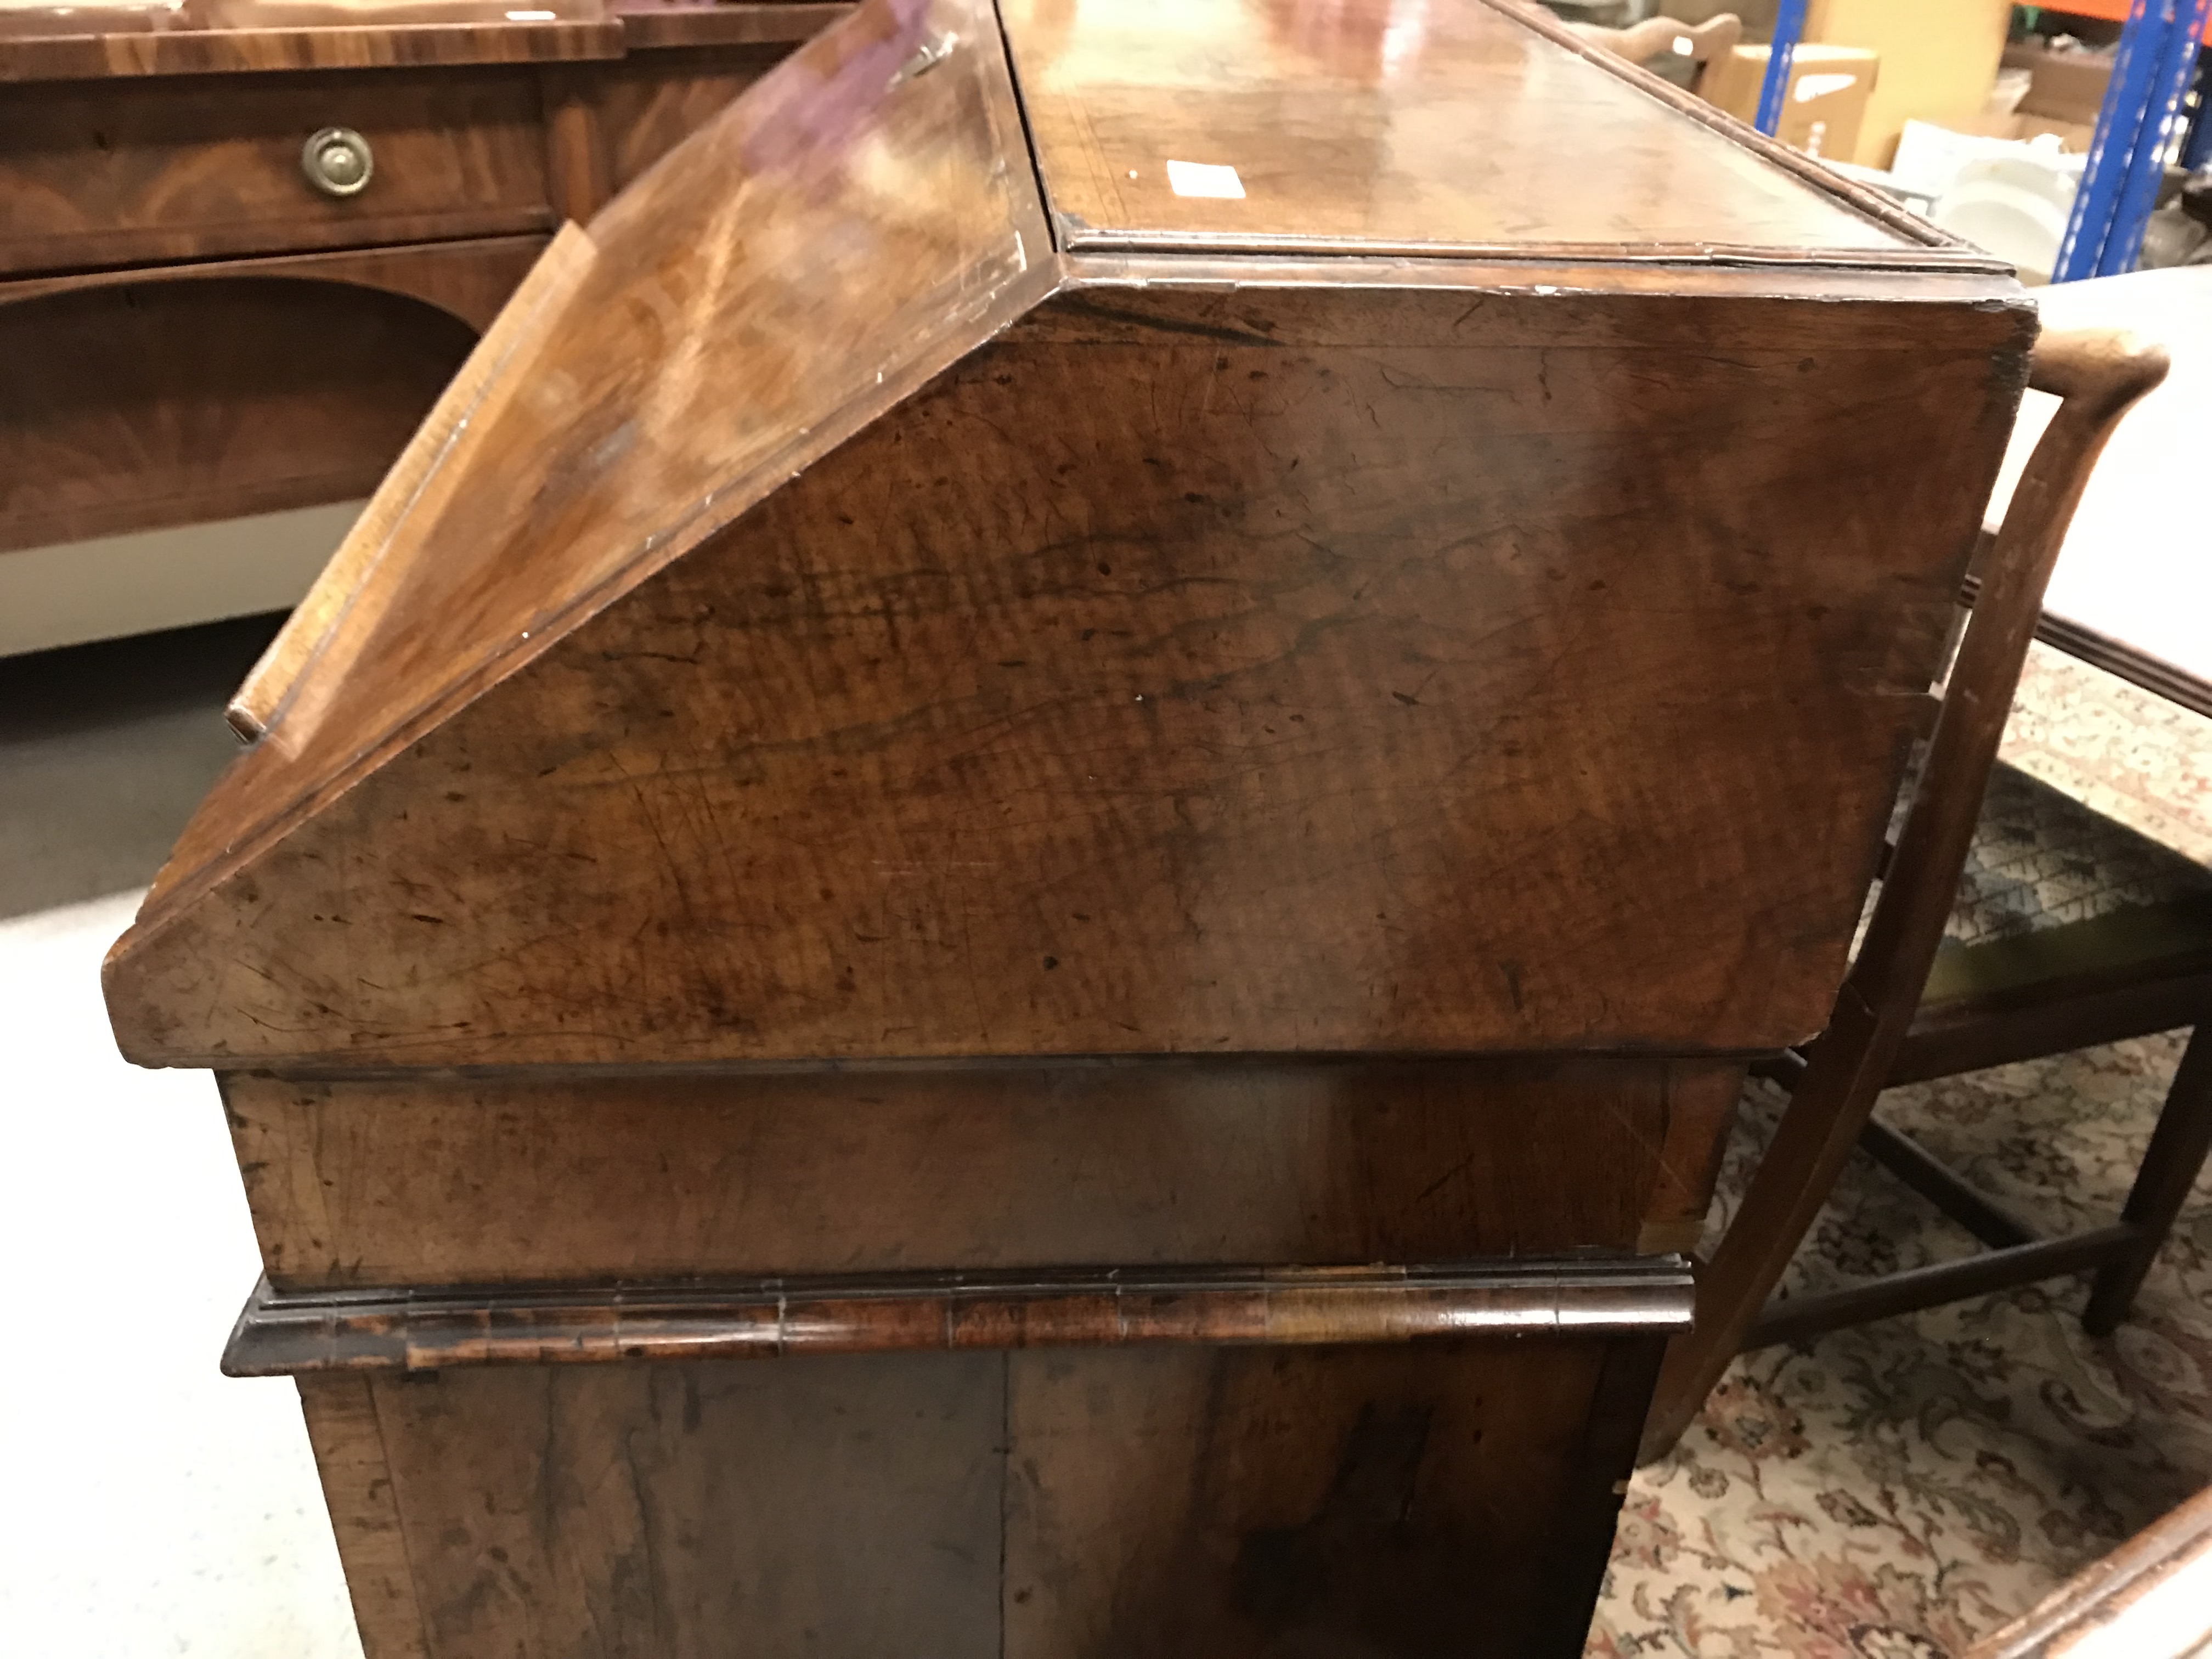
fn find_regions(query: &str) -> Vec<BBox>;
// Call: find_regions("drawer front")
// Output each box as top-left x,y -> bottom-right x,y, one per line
0,68 -> 551,275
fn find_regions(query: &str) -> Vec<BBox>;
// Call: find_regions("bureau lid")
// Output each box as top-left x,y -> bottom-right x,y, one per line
999,0 -> 1949,266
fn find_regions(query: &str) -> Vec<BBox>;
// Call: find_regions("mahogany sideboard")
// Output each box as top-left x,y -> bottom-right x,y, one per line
0,0 -> 844,561
103,0 -> 2035,1652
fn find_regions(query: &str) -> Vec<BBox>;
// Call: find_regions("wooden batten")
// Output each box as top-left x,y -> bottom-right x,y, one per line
223,1259 -> 1699,1375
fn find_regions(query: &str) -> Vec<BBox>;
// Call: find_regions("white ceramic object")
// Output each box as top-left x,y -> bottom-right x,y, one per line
1932,148 -> 2084,285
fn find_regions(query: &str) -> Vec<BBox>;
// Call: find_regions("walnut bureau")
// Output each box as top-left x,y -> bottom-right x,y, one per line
0,0 -> 845,559
103,0 -> 2034,1652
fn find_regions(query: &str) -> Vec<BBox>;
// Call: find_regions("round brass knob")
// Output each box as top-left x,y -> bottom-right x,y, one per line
301,127 -> 374,198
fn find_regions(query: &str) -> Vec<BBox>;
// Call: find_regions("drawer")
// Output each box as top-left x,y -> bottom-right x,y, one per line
0,67 -> 552,275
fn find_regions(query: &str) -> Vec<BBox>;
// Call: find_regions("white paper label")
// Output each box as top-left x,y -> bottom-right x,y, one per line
1166,160 -> 1246,200
1796,72 -> 1859,102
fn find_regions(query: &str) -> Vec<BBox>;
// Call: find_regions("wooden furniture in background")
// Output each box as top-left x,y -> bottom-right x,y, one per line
0,0 -> 844,561
103,0 -> 2032,1651
1739,770 -> 2212,1353
1989,266 -> 2212,720
1963,1485 -> 2212,1659
1637,330 -> 2174,1462
1575,12 -> 1741,97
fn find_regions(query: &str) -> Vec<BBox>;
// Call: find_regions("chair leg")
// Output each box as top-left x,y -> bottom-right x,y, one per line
1638,993 -> 1895,1463
2084,1022 -> 2212,1336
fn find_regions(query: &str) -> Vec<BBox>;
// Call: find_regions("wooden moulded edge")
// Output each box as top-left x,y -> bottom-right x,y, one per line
0,5 -> 850,82
224,221 -> 599,744
223,1258 -> 1697,1375
1483,0 -> 1989,268
1963,1485 -> 2212,1659
1964,543 -> 2212,721
1038,0 -> 2005,274
1052,251 -> 2029,309
0,19 -> 623,82
1054,228 -> 2016,278
616,3 -> 854,52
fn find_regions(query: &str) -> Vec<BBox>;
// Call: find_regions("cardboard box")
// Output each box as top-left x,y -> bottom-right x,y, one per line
2001,41 -> 2115,126
1937,112 -> 2097,152
1803,0 -> 2014,168
1706,44 -> 1878,161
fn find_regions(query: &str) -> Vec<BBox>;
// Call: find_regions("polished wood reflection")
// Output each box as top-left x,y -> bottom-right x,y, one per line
106,268 -> 2023,1069
95,3 -> 2035,1652
1000,0 -> 1941,260
219,1061 -> 1747,1288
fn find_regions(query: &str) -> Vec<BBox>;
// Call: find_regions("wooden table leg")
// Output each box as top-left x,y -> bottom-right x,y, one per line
2085,1018 -> 2212,1334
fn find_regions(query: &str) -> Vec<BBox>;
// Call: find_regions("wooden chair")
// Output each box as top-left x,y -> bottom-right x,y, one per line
1639,329 -> 2188,1461
1574,14 -> 1741,97
1962,1484 -> 2212,1659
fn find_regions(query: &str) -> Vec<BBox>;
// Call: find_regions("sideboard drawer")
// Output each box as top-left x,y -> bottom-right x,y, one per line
0,67 -> 553,275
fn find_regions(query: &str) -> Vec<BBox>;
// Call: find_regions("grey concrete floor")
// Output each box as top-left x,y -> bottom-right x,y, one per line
0,615 -> 363,1659
0,614 -> 284,920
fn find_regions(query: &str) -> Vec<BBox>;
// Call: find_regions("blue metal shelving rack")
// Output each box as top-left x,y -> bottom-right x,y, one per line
1754,0 -> 1811,135
1755,0 -> 2210,278
2053,0 -> 2211,279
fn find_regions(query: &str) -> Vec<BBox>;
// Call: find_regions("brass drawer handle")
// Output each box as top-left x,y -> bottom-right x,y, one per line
302,127 -> 374,198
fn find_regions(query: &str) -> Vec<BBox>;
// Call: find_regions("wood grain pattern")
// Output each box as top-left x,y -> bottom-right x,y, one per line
0,69 -> 554,275
223,223 -> 596,741
200,0 -> 1040,794
0,234 -> 546,330
536,67 -> 612,222
322,1337 -> 1656,1658
295,1375 -> 431,1659
369,1352 -> 1009,1658
108,275 -> 2026,1067
223,1259 -> 1697,1373
0,20 -> 622,83
1638,331 -> 2172,1460
617,2 -> 853,52
108,0 -> 1058,1042
1000,0 -> 1932,261
1638,1061 -> 1747,1253
77,8 -> 2049,1652
218,1060 -> 1737,1289
586,42 -> 790,189
0,274 -> 474,554
0,10 -> 819,549
1002,1338 -> 1655,1659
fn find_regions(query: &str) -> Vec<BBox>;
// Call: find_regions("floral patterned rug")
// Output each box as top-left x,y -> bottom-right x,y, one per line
1590,646 -> 2212,1658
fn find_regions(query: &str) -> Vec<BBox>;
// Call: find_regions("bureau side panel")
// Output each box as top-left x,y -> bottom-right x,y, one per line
344,1339 -> 1644,1659
116,280 -> 2027,1065
365,1355 -> 1005,1658
221,1060 -> 1738,1289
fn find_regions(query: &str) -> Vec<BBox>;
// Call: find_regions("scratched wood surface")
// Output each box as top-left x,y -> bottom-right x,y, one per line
109,274 -> 2026,1066
100,0 -> 1046,946
999,0 -> 1944,261
94,5 -> 2040,1654
302,1337 -> 1654,1659
221,1060 -> 1742,1289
